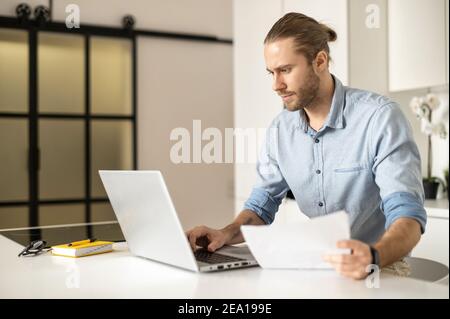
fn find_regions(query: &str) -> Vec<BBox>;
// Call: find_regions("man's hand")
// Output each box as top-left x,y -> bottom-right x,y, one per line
186,225 -> 229,252
323,239 -> 373,280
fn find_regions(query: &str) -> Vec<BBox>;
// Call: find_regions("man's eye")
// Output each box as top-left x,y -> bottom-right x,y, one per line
267,71 -> 273,75
281,69 -> 290,73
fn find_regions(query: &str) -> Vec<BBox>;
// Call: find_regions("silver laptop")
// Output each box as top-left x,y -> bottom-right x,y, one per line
99,170 -> 258,272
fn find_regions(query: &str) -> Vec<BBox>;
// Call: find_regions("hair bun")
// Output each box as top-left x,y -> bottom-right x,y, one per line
328,28 -> 337,42
321,24 -> 337,42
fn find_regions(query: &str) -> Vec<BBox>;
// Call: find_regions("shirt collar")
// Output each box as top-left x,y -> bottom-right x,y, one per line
298,74 -> 346,133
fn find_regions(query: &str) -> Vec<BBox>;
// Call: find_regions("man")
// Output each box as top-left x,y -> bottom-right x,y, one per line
187,12 -> 426,280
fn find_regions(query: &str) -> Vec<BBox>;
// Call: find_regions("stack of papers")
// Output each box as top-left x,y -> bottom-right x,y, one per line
241,211 -> 350,269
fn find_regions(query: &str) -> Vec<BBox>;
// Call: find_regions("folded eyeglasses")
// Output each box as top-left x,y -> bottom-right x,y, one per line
18,240 -> 51,257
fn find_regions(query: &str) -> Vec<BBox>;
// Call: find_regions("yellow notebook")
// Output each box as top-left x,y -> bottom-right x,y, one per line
52,240 -> 114,258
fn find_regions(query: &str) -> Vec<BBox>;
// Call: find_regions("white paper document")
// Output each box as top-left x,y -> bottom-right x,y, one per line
241,211 -> 351,269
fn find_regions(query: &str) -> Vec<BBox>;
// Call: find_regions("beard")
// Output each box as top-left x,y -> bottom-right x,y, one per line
283,67 -> 320,112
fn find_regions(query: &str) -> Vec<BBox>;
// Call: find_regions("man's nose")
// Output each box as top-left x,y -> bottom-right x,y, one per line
272,74 -> 286,92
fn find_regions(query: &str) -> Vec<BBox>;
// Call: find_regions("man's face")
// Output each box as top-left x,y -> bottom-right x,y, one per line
264,38 -> 320,111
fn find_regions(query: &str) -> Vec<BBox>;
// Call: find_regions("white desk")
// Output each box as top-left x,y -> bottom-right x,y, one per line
412,200 -> 449,266
424,199 -> 449,219
0,235 -> 448,299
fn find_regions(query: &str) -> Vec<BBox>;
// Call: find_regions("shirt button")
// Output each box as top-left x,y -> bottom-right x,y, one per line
318,202 -> 324,207
315,138 -> 320,143
316,169 -> 321,174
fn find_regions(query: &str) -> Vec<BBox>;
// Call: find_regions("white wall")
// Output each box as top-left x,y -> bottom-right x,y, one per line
348,0 -> 388,95
388,0 -> 447,91
52,0 -> 232,39
137,37 -> 234,230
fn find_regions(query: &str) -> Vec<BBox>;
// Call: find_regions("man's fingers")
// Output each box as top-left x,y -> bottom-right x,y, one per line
186,226 -> 224,253
188,228 -> 205,251
336,239 -> 363,250
187,226 -> 215,252
323,253 -> 371,278
336,240 -> 369,256
325,259 -> 370,279
196,236 -> 210,248
326,259 -> 361,271
188,232 -> 197,251
337,269 -> 368,280
323,253 -> 359,264
336,263 -> 369,274
208,239 -> 226,253
208,241 -> 219,252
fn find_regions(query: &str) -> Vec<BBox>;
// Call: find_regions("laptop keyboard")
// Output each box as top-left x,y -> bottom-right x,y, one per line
194,249 -> 245,264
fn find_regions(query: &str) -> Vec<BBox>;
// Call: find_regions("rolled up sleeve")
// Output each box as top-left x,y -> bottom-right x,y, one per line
381,192 -> 427,233
243,121 -> 289,224
370,103 -> 427,233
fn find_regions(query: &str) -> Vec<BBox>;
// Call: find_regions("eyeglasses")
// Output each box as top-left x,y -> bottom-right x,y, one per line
18,240 -> 51,257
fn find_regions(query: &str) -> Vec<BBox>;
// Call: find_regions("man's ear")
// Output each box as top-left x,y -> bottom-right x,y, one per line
313,50 -> 328,73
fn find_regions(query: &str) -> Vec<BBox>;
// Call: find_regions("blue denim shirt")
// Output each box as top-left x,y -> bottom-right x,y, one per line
243,75 -> 426,244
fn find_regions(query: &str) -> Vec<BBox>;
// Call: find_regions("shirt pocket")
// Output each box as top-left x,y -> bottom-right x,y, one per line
334,162 -> 370,173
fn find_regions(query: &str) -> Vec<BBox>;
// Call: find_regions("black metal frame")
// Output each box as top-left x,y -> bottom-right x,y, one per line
0,16 -> 233,43
0,15 -> 233,233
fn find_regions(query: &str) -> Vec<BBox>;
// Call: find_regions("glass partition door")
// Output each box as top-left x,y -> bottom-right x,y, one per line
0,28 -> 136,231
